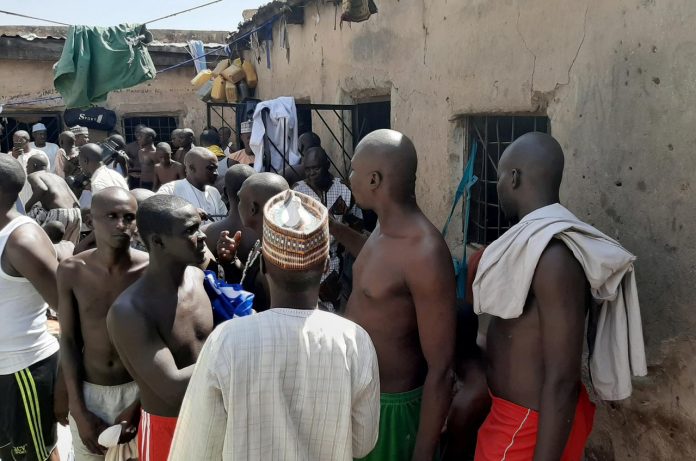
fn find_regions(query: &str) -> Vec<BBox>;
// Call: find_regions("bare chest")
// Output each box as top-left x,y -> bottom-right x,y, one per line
156,291 -> 214,367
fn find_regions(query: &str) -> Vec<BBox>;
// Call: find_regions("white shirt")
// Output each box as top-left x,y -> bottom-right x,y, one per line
29,142 -> 59,172
169,308 -> 380,461
157,179 -> 227,223
91,165 -> 129,195
0,216 -> 59,374
250,97 -> 301,173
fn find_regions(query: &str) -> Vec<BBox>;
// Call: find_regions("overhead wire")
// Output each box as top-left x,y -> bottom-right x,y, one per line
0,9 -> 70,27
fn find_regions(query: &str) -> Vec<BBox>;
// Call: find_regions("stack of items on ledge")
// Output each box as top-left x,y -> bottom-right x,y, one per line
191,57 -> 258,103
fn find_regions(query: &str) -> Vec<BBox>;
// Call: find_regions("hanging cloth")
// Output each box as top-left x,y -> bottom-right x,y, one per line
53,24 -> 156,109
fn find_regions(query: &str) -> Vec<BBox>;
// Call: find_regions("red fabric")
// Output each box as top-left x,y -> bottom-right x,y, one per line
474,385 -> 595,461
138,408 -> 178,461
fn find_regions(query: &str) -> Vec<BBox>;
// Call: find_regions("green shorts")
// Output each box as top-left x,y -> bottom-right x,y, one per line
356,387 -> 422,461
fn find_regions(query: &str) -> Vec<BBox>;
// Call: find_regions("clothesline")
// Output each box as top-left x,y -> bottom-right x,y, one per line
0,0 -> 224,29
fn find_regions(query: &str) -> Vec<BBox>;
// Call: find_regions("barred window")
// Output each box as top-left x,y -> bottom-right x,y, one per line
468,115 -> 549,245
123,116 -> 179,144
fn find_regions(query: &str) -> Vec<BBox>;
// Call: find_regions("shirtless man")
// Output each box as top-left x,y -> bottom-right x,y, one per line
173,129 -> 194,165
345,129 -> 456,461
59,188 -> 148,460
125,124 -> 145,189
25,154 -> 82,244
137,128 -> 158,190
202,164 -> 256,279
107,195 -> 214,461
473,133 -> 599,461
153,143 -> 185,191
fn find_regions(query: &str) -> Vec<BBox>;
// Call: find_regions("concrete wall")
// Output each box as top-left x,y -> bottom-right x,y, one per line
0,59 -> 208,140
244,0 -> 696,458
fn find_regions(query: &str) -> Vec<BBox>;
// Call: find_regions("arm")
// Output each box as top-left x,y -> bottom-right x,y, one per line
329,218 -> 369,257
23,174 -> 46,212
57,261 -> 108,454
532,241 -> 587,461
351,333 -> 381,458
107,303 -> 195,405
408,238 -> 457,461
55,150 -> 66,178
168,330 -> 227,461
5,223 -> 58,307
153,167 -> 161,191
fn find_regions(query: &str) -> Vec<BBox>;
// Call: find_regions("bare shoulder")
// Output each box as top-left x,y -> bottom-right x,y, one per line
408,212 -> 451,260
129,247 -> 150,266
109,279 -> 149,326
185,265 -> 205,282
8,220 -> 52,251
536,240 -> 582,276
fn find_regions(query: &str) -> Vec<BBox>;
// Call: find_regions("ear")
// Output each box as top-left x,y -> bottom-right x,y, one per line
369,171 -> 382,190
152,234 -> 164,249
511,168 -> 521,189
250,201 -> 259,217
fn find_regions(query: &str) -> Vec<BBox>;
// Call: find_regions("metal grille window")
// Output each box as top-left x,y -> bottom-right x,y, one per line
0,113 -> 62,153
122,116 -> 179,144
468,115 -> 549,244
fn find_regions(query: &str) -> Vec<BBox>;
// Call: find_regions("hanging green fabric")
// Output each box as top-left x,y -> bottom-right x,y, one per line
54,24 -> 156,109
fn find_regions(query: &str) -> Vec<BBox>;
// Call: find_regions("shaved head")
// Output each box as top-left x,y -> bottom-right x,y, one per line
350,129 -> 417,209
238,172 -> 289,232
79,143 -> 103,163
0,155 -> 26,206
184,147 -> 218,187
304,147 -> 330,167
224,164 -> 255,202
130,188 -> 155,205
184,146 -> 215,168
156,142 -> 172,154
298,132 -> 321,155
136,194 -> 196,251
27,154 -> 49,174
13,130 -> 30,142
496,132 -> 564,220
91,187 -> 136,214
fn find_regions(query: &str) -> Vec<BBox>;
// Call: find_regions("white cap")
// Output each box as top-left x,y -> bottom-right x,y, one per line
32,123 -> 47,133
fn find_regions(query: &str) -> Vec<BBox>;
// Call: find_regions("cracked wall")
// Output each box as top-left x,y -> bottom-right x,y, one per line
248,0 -> 696,458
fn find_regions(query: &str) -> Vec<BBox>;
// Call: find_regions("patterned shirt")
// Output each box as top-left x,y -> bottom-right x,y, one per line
293,178 -> 362,277
168,308 -> 380,461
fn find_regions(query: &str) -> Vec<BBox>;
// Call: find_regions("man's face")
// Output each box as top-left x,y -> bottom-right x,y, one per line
12,134 -> 27,150
303,153 -> 328,188
92,199 -> 137,249
59,135 -> 73,151
161,206 -> 207,266
75,134 -> 89,147
190,154 -> 218,185
171,133 -> 182,149
241,133 -> 252,154
33,130 -> 47,144
348,154 -> 369,209
158,149 -> 171,163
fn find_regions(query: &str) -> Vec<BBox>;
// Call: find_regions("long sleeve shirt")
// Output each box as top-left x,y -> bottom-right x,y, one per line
168,308 -> 380,461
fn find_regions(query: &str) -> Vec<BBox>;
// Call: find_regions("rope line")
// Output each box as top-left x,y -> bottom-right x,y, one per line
0,9 -> 70,27
142,0 -> 224,25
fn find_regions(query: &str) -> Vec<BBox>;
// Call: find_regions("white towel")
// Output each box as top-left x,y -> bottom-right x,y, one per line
473,203 -> 647,400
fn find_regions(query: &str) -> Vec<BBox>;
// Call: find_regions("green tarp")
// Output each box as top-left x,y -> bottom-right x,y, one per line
54,24 -> 156,109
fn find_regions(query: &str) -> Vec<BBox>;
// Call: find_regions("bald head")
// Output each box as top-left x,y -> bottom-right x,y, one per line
224,164 -> 255,202
27,154 -> 49,174
496,132 -> 564,220
184,146 -> 215,168
351,129 -> 417,207
130,188 -> 155,205
79,143 -> 103,163
298,132 -> 321,155
184,146 -> 218,187
13,130 -> 30,142
238,172 -> 289,232
91,187 -> 136,213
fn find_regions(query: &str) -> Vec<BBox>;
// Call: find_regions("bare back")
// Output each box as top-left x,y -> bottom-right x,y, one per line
108,267 -> 214,416
29,171 -> 79,209
59,248 -> 149,385
346,210 -> 455,393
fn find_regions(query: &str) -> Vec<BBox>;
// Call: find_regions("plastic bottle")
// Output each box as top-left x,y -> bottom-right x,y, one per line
191,69 -> 212,88
225,81 -> 238,103
211,75 -> 226,102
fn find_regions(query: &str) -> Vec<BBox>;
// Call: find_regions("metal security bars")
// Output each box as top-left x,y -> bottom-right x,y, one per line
0,112 -> 62,153
123,116 -> 179,144
467,115 -> 549,245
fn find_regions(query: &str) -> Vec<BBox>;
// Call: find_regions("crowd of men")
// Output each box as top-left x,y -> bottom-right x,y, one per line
0,119 -> 643,461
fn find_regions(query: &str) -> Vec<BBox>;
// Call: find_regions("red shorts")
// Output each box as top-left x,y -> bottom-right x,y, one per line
474,385 -> 595,461
138,408 -> 178,461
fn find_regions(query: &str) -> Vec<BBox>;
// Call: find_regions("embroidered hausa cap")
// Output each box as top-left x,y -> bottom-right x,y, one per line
70,125 -> 88,136
240,120 -> 253,134
263,190 -> 329,271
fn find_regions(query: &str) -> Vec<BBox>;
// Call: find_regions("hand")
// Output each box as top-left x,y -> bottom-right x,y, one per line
217,230 -> 241,264
114,401 -> 141,444
73,409 -> 109,455
11,146 -> 22,158
53,379 -> 69,426
197,208 -> 210,222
